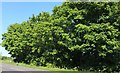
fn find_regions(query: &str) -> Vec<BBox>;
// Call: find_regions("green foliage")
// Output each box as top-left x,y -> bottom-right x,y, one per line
1,56 -> 12,60
2,2 -> 120,72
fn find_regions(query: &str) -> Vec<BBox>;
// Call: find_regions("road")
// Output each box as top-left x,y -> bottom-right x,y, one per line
1,63 -> 41,71
1,63 -> 58,73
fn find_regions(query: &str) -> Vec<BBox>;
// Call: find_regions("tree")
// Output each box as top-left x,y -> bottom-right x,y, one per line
2,2 -> 120,72
51,2 -> 120,72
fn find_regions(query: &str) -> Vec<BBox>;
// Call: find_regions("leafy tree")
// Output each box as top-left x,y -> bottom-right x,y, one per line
51,2 -> 120,72
2,2 -> 120,72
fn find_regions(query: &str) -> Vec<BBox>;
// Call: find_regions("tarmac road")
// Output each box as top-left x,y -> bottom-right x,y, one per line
2,63 -> 40,71
1,63 -> 58,73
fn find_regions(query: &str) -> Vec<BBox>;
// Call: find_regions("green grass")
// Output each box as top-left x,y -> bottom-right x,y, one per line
0,59 -> 102,73
1,59 -> 75,71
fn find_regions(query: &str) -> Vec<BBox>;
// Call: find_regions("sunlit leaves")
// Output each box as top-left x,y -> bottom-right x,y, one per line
1,2 -> 120,72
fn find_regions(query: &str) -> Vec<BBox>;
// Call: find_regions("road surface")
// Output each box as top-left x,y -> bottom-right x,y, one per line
1,63 -> 58,73
2,63 -> 41,71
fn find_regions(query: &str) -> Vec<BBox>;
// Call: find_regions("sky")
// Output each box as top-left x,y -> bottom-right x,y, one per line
0,2 -> 63,57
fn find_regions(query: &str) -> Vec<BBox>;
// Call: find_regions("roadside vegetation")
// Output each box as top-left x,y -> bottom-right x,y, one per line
1,56 -> 93,73
0,59 -> 119,73
1,1 -> 120,73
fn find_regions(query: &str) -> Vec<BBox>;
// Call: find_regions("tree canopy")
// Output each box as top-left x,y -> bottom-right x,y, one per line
2,2 -> 120,72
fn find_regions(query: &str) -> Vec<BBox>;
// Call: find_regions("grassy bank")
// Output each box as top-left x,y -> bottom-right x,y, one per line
1,59 -> 98,73
1,59 -> 74,71
1,59 -> 118,73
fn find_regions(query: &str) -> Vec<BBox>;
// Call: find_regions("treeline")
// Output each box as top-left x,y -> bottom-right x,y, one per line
1,56 -> 12,60
2,2 -> 120,72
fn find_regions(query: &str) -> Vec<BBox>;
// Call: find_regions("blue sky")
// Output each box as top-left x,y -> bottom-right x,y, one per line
0,2 -> 63,56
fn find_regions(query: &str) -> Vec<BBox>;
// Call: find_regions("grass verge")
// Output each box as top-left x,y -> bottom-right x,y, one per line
1,59 -> 75,71
0,59 -> 100,73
